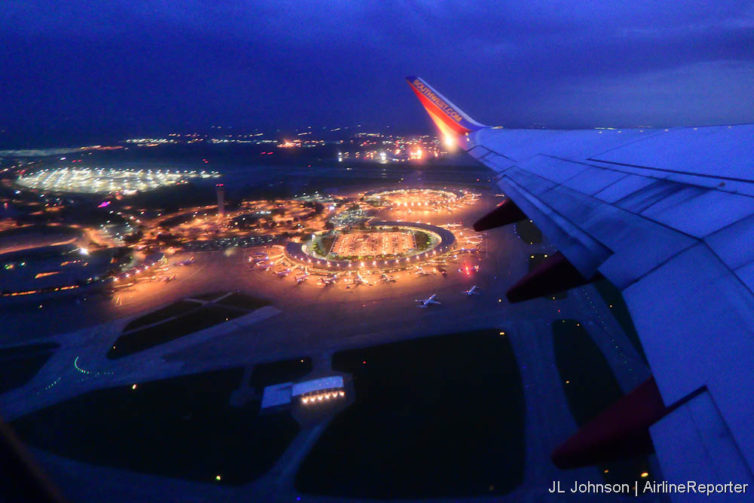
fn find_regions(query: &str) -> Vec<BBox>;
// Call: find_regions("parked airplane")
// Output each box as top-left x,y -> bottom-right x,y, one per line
276,268 -> 291,278
463,285 -> 480,296
415,294 -> 441,308
320,274 -> 338,287
354,272 -> 369,286
294,268 -> 310,284
414,266 -> 430,276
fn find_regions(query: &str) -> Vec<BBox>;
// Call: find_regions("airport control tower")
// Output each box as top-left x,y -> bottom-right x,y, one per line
216,183 -> 225,218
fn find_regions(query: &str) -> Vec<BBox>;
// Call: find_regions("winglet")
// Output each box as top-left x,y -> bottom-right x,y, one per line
406,76 -> 485,138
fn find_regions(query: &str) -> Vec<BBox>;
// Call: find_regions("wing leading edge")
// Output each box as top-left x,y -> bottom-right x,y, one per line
406,77 -> 754,490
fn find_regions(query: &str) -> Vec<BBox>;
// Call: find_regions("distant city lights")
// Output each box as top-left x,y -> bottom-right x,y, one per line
16,167 -> 220,195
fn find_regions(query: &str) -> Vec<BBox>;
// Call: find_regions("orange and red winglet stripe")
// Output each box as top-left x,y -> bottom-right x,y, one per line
407,79 -> 476,135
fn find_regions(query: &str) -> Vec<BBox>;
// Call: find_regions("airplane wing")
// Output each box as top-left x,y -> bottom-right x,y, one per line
407,77 -> 754,487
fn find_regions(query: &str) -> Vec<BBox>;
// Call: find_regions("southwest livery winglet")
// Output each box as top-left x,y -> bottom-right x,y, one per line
406,76 -> 486,139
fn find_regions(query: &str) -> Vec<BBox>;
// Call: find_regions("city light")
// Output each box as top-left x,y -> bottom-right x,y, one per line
16,167 -> 220,195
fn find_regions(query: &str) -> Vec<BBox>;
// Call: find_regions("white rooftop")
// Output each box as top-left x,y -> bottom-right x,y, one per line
292,376 -> 344,396
260,375 -> 345,409
260,382 -> 292,409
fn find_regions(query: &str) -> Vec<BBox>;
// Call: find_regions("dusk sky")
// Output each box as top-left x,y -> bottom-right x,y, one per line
1,0 -> 753,146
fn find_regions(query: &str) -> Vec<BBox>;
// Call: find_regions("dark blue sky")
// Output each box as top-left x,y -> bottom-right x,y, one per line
1,1 -> 753,146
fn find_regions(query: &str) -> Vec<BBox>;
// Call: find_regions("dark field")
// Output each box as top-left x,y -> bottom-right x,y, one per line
108,305 -> 245,359
250,357 -> 313,390
108,293 -> 269,359
11,368 -> 299,485
528,253 -> 567,299
514,219 -> 543,245
189,291 -> 227,301
295,329 -> 525,499
0,342 -> 59,393
552,320 -> 652,485
215,292 -> 270,311
121,300 -> 201,331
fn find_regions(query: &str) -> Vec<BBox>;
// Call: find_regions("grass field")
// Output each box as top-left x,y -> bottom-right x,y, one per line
413,230 -> 432,250
11,368 -> 299,485
314,234 -> 335,256
295,329 -> 525,498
